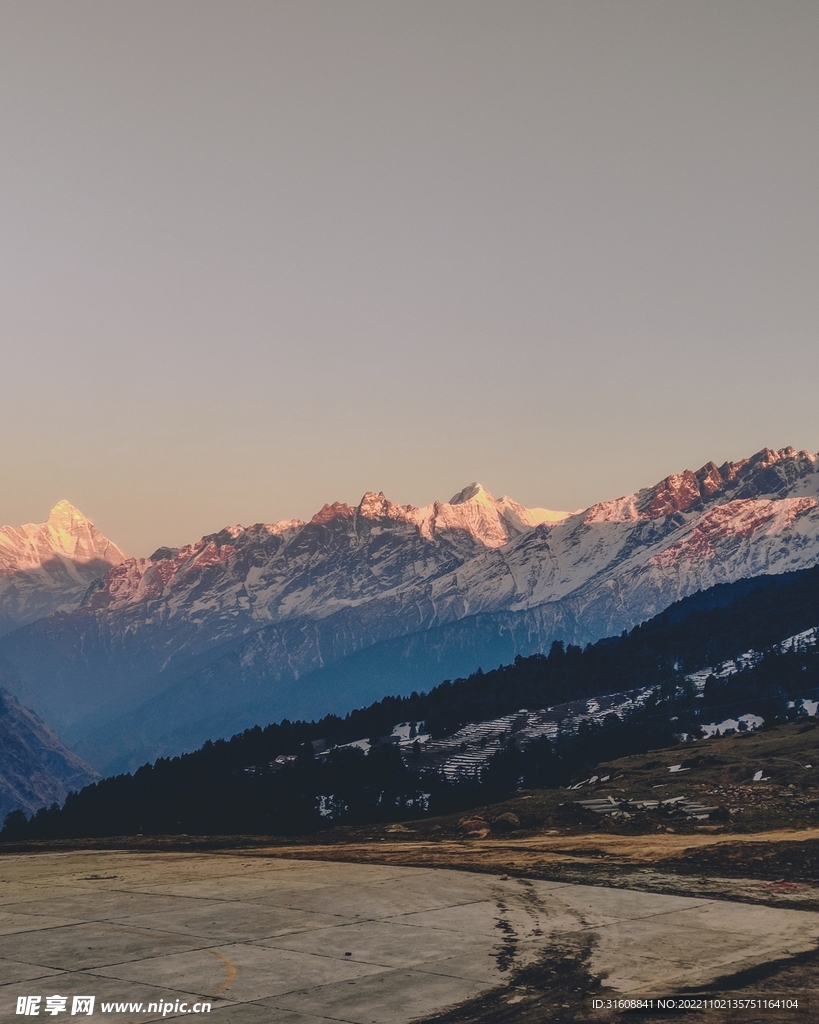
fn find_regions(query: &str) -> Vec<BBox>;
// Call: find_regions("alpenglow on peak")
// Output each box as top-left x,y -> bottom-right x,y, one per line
448,482 -> 494,506
47,499 -> 90,526
0,502 -> 128,635
447,482 -> 571,527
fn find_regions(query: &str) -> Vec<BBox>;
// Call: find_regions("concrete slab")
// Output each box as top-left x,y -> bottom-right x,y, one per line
0,909 -> 82,936
397,890 -> 580,943
554,883 -> 712,926
261,917 -> 487,969
118,900 -> 346,943
412,949 -> 523,985
262,967 -> 492,1024
9,889 -> 201,922
130,859 -> 411,902
591,900 -> 819,992
0,851 -> 818,1023
94,941 -> 392,1002
0,920 -> 198,972
248,878 -> 490,918
0,960 -> 65,985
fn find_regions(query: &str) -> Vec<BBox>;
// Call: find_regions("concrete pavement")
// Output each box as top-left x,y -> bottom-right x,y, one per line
1,851 -> 818,1022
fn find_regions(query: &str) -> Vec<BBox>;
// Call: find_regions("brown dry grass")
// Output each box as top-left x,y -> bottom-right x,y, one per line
245,826 -> 819,879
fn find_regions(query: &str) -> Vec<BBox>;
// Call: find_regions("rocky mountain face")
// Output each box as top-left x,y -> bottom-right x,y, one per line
0,501 -> 126,636
1,447 -> 818,773
0,658 -> 99,820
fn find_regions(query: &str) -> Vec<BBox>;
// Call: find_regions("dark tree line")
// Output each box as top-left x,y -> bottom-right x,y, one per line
0,689 -> 695,840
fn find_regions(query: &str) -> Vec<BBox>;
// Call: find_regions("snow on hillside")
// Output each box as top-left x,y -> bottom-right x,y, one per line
380,625 -> 819,780
687,627 -> 819,693
693,627 -> 819,738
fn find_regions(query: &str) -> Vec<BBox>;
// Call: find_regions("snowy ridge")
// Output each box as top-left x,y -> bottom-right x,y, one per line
82,446 -> 819,650
88,483 -> 566,617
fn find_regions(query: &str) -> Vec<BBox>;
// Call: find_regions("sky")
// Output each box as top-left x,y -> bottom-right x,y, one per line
1,1 -> 818,556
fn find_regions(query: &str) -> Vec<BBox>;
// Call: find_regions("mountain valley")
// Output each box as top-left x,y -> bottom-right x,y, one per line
1,446 -> 818,774
0,657 -> 99,820
8,561 -> 818,842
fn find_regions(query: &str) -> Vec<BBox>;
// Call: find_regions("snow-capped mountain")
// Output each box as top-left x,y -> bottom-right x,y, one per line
430,446 -> 819,630
1,446 -> 818,772
0,501 -> 127,636
0,485 -> 569,732
86,482 -> 567,622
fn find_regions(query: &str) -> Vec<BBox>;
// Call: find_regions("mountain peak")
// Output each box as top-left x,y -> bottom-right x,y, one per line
448,482 -> 495,507
47,500 -> 89,526
45,500 -> 100,555
45,504 -> 127,564
0,503 -> 128,634
311,501 -> 355,526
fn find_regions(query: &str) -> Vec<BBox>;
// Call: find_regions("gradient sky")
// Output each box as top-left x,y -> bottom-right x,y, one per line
1,1 -> 818,556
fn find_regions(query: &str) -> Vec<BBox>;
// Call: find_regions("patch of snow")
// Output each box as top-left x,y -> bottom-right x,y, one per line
390,723 -> 431,746
567,778 -> 592,790
522,507 -> 573,526
779,627 -> 819,653
338,738 -> 371,753
700,713 -> 764,738
317,795 -> 348,818
686,628 -> 818,696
